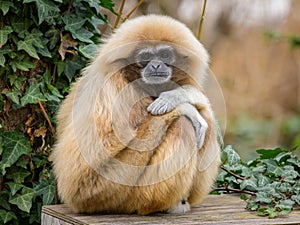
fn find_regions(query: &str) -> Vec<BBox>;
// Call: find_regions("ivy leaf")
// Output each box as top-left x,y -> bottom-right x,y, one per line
276,199 -> 294,215
256,174 -> 270,187
9,58 -> 35,72
17,38 -> 39,59
5,90 -> 22,105
23,0 -> 60,24
11,18 -> 33,38
21,84 -> 45,106
240,179 -> 257,191
34,180 -> 55,205
64,56 -> 84,81
223,145 -> 240,165
0,210 -> 17,224
6,182 -> 24,196
1,132 -> 31,174
9,187 -> 34,213
256,148 -> 284,159
262,159 -> 283,177
0,1 -> 14,15
79,44 -> 98,59
8,168 -> 31,183
72,28 -> 94,44
63,13 -> 86,34
90,17 -> 105,34
0,54 -> 5,67
0,26 -> 13,47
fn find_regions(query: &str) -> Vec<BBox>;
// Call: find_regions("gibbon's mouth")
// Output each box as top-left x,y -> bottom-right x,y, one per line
144,72 -> 170,77
143,73 -> 171,84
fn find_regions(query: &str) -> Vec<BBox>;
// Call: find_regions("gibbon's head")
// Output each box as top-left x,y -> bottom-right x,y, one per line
92,15 -> 209,86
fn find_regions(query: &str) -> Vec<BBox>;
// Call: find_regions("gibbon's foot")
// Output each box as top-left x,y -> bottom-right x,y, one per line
166,200 -> 191,213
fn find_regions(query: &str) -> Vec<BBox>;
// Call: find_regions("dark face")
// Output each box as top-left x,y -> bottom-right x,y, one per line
135,45 -> 175,84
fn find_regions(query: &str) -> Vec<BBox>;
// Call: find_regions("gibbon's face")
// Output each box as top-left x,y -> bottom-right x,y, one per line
135,45 -> 176,84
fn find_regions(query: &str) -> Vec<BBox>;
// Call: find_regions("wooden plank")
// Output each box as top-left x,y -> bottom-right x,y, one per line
41,194 -> 300,225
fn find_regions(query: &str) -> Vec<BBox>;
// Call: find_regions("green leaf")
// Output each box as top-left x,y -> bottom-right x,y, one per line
1,132 -> 31,172
17,39 -> 39,59
256,148 -> 284,159
9,58 -> 35,72
257,207 -> 278,218
6,182 -> 24,196
9,187 -> 34,213
8,168 -> 31,183
72,28 -> 94,43
292,195 -> 300,204
11,18 -> 33,38
0,210 -> 17,224
5,90 -> 21,105
255,192 -> 272,204
24,0 -> 60,24
63,13 -> 86,34
0,54 -> 5,67
21,84 -> 45,106
287,157 -> 300,168
240,179 -> 257,191
256,174 -> 269,187
223,145 -> 240,165
34,180 -> 55,205
0,1 -> 14,15
64,56 -> 84,81
79,44 -> 98,59
276,199 -> 294,215
99,0 -> 115,12
0,26 -> 13,47
262,159 -> 283,177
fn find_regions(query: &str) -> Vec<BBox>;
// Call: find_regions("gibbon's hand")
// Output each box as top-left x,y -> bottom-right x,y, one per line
147,88 -> 187,115
148,96 -> 208,149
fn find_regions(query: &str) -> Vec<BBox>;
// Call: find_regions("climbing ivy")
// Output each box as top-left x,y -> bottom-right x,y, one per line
215,145 -> 300,218
0,0 -> 114,224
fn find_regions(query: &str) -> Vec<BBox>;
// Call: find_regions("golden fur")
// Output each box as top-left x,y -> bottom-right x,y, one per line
52,15 -> 220,215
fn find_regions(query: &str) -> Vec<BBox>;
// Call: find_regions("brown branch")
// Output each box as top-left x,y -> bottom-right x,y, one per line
122,0 -> 144,23
37,98 -> 55,135
212,187 -> 256,196
113,0 -> 126,29
220,165 -> 246,180
197,0 -> 207,41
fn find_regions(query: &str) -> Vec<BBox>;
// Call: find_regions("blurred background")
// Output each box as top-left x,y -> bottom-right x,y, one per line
104,0 -> 300,160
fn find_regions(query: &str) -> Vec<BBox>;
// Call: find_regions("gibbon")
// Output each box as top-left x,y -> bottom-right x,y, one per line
52,15 -> 220,215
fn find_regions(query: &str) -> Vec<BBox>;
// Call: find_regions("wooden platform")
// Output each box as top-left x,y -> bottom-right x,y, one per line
41,194 -> 300,225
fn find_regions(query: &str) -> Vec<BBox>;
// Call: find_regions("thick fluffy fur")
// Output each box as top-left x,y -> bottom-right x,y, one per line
52,15 -> 220,215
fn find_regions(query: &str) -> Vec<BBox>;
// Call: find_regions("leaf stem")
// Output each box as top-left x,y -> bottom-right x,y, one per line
113,0 -> 126,29
197,0 -> 207,41
37,98 -> 55,135
220,165 -> 247,180
212,187 -> 256,196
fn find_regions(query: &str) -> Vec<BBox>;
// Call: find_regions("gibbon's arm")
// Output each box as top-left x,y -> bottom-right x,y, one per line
175,103 -> 208,148
147,85 -> 210,114
147,85 -> 210,148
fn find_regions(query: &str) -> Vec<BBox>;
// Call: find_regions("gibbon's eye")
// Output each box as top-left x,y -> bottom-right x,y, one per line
159,49 -> 171,59
137,51 -> 153,67
140,52 -> 152,61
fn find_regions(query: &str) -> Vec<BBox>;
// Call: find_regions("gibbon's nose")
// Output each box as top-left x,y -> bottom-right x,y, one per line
151,61 -> 162,71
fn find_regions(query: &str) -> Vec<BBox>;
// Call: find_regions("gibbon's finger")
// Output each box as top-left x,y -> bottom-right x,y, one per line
147,98 -> 174,115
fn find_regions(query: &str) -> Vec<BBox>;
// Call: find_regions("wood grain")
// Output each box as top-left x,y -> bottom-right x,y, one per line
41,194 -> 300,225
